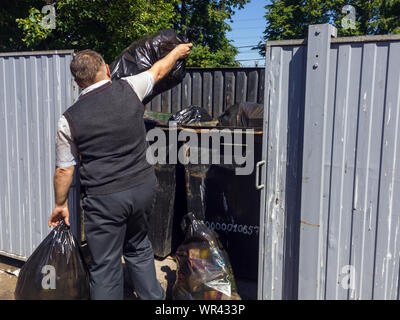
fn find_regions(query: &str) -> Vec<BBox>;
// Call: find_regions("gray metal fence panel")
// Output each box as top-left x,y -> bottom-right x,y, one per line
258,24 -> 400,300
145,67 -> 265,117
298,24 -> 338,300
258,41 -> 307,300
0,51 -> 79,260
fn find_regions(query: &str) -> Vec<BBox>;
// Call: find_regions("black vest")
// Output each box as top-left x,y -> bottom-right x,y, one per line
64,80 -> 154,195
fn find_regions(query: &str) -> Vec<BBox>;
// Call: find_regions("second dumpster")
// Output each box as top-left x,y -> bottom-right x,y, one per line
181,121 -> 263,281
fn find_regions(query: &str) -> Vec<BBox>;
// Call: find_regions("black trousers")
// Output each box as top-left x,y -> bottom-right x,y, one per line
82,175 -> 164,300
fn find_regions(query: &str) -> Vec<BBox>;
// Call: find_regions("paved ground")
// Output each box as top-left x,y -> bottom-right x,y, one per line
0,254 -> 256,300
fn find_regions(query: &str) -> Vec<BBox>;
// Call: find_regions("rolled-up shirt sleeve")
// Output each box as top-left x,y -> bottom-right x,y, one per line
56,116 -> 78,168
121,71 -> 154,102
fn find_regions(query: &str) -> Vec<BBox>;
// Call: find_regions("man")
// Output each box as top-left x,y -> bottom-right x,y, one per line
48,43 -> 193,300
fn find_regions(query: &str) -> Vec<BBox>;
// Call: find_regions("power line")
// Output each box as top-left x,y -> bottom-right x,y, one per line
237,45 -> 259,48
230,18 -> 264,22
236,58 -> 265,62
237,53 -> 263,56
229,26 -> 265,30
238,49 -> 258,54
229,36 -> 264,40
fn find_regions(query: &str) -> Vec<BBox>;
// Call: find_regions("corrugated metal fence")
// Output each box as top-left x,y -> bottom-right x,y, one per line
5,35 -> 398,300
258,24 -> 400,300
0,56 -> 263,260
145,67 -> 265,117
0,51 -> 79,260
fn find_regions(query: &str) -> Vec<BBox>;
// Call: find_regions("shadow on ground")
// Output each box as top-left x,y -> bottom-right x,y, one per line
0,253 -> 256,300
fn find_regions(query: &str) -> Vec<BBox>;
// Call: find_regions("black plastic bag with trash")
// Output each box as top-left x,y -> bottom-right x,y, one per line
14,221 -> 90,300
110,28 -> 192,105
169,106 -> 213,125
172,212 -> 241,300
218,102 -> 264,128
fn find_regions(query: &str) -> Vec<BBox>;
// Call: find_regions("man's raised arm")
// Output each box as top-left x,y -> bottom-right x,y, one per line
147,43 -> 193,84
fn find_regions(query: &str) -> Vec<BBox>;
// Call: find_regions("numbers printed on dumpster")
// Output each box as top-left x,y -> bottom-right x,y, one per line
204,220 -> 259,236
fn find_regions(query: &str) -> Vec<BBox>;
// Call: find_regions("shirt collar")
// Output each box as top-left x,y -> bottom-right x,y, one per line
80,79 -> 111,96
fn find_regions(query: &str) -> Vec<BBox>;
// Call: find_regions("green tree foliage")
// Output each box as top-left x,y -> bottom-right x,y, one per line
187,44 -> 240,67
374,0 -> 400,34
15,7 -> 53,48
257,0 -> 400,56
173,0 -> 249,67
1,0 -> 250,67
0,0 -> 44,51
11,0 -> 177,63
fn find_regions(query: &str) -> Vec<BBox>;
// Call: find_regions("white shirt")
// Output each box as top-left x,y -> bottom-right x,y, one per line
55,72 -> 154,168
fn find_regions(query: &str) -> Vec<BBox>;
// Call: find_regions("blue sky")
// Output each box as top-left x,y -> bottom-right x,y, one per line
226,0 -> 269,67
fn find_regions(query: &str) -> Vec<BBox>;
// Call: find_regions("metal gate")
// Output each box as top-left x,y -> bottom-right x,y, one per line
0,50 -> 79,260
258,24 -> 400,299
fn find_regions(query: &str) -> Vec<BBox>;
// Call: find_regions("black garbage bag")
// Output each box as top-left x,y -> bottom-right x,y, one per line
218,102 -> 264,128
14,221 -> 90,300
172,213 -> 241,300
110,28 -> 190,105
169,106 -> 212,125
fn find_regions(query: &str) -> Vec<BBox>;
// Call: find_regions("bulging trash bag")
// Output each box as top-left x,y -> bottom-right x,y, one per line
172,212 -> 241,300
218,102 -> 264,128
110,28 -> 190,105
169,106 -> 212,125
14,221 -> 90,300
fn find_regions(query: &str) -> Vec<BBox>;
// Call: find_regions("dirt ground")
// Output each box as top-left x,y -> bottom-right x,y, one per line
0,271 -> 18,300
0,254 -> 177,300
0,254 -> 256,300
0,257 -> 22,300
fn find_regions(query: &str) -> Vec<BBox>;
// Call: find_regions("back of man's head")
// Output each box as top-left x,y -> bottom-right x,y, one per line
70,50 -> 105,88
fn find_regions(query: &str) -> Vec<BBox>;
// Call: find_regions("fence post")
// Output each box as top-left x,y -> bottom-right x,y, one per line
298,24 -> 337,299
